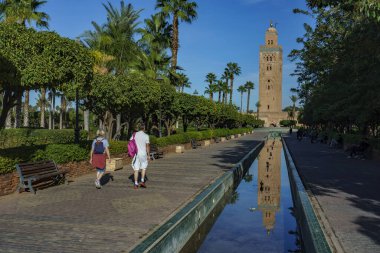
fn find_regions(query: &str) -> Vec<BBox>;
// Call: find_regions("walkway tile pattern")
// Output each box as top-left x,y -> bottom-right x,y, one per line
284,135 -> 380,253
0,133 -> 266,253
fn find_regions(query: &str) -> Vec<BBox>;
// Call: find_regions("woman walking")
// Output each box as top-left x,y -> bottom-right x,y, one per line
90,129 -> 111,189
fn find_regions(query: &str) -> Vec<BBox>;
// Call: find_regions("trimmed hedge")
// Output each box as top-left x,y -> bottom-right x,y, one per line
0,127 -> 253,174
0,129 -> 88,148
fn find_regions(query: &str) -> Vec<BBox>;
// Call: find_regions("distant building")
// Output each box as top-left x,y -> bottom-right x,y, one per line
259,22 -> 287,127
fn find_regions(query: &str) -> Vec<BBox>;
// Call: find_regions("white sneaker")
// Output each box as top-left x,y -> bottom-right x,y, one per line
95,180 -> 101,189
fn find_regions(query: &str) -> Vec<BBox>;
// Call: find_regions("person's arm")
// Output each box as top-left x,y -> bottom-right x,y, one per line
90,147 -> 94,163
146,143 -> 150,157
105,147 -> 111,160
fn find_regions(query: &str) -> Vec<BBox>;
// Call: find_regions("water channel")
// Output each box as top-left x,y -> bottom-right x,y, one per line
182,138 -> 302,253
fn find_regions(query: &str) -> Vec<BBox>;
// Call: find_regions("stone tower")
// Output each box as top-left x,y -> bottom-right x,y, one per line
258,22 -> 286,127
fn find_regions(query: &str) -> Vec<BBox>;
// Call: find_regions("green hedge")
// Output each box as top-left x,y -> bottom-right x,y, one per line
0,127 -> 253,174
279,120 -> 297,127
0,129 -> 88,148
150,128 -> 253,147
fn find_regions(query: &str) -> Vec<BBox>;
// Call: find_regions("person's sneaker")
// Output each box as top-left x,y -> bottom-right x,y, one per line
134,184 -> 138,189
139,182 -> 146,188
95,180 -> 101,189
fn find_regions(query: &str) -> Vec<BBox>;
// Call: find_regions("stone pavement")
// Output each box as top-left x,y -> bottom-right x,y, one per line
284,135 -> 380,253
0,132 -> 267,253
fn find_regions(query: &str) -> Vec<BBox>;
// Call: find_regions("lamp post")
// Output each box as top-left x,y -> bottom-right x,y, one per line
74,87 -> 80,144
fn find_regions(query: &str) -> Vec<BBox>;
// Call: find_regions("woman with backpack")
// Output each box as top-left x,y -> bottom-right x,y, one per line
90,129 -> 111,189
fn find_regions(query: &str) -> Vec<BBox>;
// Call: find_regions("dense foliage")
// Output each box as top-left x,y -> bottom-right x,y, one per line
290,0 -> 380,137
0,129 -> 88,148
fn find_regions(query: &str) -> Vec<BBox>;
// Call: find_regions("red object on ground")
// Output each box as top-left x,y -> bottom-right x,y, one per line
92,154 -> 106,169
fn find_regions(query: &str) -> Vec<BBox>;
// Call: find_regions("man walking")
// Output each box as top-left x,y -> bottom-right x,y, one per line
131,124 -> 150,189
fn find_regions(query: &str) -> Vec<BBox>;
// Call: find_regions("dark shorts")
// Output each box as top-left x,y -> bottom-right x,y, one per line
96,168 -> 105,173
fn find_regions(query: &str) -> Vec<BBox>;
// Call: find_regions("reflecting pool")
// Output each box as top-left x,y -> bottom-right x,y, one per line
184,139 -> 301,253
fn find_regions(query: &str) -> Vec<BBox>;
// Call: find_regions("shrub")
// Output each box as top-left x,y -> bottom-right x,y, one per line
33,144 -> 89,164
109,141 -> 128,154
279,120 -> 297,127
0,129 -> 88,148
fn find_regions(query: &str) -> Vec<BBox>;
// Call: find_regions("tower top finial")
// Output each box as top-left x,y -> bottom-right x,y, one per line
270,20 -> 273,27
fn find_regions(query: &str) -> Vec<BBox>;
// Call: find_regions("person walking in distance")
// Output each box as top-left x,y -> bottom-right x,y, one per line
131,124 -> 150,189
90,129 -> 111,189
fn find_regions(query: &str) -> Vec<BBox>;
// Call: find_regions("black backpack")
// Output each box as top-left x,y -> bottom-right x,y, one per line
94,138 -> 105,154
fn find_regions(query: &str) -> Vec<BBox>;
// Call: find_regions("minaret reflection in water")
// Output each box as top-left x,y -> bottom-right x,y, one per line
257,139 -> 282,234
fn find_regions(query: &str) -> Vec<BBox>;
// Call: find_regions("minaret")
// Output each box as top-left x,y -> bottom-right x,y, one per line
259,22 -> 283,125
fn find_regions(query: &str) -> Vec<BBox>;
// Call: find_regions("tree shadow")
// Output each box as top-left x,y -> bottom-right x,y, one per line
283,135 -> 380,246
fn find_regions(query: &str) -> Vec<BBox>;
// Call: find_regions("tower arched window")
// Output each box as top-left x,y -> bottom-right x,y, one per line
268,85 -> 270,90
268,40 -> 270,45
267,56 -> 269,61
271,40 -> 273,44
270,56 -> 272,61
270,66 -> 272,70
267,105 -> 270,110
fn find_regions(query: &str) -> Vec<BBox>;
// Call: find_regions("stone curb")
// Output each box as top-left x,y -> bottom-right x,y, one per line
129,141 -> 264,253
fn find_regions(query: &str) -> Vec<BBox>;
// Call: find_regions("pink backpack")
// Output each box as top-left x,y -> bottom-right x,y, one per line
128,132 -> 138,157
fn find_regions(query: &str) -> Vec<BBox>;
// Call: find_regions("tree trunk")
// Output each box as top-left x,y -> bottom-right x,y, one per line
84,109 -> 90,132
52,91 -> 56,129
240,93 -> 243,113
218,91 -> 221,103
5,110 -> 12,129
171,16 -> 179,71
23,89 -> 29,127
40,88 -> 46,128
229,76 -> 234,104
60,95 -> 67,129
14,93 -> 22,128
246,89 -> 251,113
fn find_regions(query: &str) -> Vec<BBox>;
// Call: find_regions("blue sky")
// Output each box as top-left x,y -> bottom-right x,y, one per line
41,0 -> 313,110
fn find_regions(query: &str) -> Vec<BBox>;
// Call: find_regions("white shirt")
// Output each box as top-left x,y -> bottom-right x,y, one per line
132,131 -> 150,155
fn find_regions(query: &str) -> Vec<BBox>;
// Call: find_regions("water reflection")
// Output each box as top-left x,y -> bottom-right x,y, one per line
257,139 -> 282,234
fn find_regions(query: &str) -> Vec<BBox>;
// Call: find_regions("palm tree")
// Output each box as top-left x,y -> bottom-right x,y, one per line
205,73 -> 217,100
82,1 -> 142,74
290,95 -> 298,120
216,80 -> 223,103
58,93 -> 67,129
244,81 -> 254,113
38,88 -> 47,128
204,84 -> 218,101
156,0 -> 198,71
226,62 -> 241,104
256,101 -> 261,119
220,81 -> 230,104
177,73 -> 191,92
237,85 -> 247,113
0,0 -> 49,128
221,71 -> 229,104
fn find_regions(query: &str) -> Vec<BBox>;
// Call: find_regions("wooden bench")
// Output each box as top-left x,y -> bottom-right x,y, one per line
16,160 -> 67,194
191,139 -> 202,149
150,144 -> 163,160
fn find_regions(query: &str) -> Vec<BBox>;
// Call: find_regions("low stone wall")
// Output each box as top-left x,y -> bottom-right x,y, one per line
0,172 -> 18,196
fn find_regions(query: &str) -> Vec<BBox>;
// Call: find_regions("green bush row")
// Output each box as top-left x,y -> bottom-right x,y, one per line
150,128 -> 253,147
0,127 -> 253,174
0,129 -> 88,149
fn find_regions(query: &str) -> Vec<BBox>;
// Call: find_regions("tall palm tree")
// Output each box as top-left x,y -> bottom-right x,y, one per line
38,88 -> 47,128
256,101 -> 261,119
290,95 -> 298,120
220,81 -> 230,104
0,0 -> 49,128
244,81 -> 254,113
226,62 -> 241,104
237,85 -> 247,113
204,84 -> 218,101
205,72 -> 217,100
216,80 -> 223,103
156,0 -> 198,71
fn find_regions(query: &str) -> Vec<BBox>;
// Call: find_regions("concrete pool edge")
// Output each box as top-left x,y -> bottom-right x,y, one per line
129,141 -> 264,253
282,137 -> 333,253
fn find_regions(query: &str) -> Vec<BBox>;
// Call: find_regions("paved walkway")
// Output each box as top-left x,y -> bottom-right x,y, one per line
0,132 -> 266,253
284,135 -> 380,253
